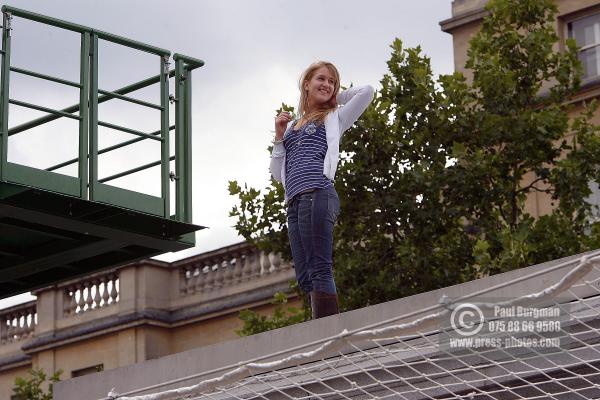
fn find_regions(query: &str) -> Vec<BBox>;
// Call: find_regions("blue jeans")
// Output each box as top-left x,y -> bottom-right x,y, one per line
286,185 -> 341,295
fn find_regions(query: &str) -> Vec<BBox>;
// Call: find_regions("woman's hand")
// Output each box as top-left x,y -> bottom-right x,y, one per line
275,111 -> 293,139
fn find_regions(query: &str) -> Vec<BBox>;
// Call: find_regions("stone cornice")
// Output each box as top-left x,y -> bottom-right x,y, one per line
0,352 -> 31,372
440,7 -> 487,33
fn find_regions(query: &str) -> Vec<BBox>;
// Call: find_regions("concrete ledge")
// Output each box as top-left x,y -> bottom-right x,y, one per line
55,250 -> 600,400
0,353 -> 31,373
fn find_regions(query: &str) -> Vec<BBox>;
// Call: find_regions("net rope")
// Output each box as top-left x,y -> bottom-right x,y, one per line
104,251 -> 600,400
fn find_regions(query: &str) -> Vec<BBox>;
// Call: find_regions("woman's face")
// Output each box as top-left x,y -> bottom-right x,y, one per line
304,66 -> 336,109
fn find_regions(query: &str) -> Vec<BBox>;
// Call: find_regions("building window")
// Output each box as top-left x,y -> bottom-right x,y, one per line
569,13 -> 600,82
71,364 -> 104,378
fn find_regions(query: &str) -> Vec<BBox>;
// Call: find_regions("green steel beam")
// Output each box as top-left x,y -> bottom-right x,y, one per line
184,67 -> 193,223
79,32 -> 90,199
98,155 -> 175,184
97,120 -> 162,141
160,56 -> 170,218
10,66 -> 82,88
1,5 -> 88,33
95,30 -> 170,57
173,54 -> 200,223
95,125 -> 172,153
0,201 -> 199,256
175,58 -> 184,221
8,69 -> 176,136
0,12 -> 11,181
2,6 -> 170,57
173,53 -> 205,71
89,33 -> 99,200
9,99 -> 82,120
97,89 -> 162,110
5,162 -> 80,197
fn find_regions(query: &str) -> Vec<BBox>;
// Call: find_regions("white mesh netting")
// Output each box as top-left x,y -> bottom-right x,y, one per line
104,251 -> 600,400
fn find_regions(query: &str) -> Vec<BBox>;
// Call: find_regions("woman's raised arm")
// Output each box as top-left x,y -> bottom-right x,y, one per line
336,85 -> 375,133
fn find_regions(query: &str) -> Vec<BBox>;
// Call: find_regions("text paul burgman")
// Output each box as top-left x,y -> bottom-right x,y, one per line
494,305 -> 560,319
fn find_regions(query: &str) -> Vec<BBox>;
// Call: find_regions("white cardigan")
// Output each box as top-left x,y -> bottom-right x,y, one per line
269,85 -> 375,203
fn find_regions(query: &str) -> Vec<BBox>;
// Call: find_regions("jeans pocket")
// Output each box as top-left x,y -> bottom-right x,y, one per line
287,203 -> 297,224
327,193 -> 341,222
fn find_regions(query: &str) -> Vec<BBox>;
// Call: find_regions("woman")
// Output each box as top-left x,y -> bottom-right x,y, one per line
270,61 -> 374,319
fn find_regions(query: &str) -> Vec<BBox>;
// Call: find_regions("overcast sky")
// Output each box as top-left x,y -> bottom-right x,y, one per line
1,0 -> 455,307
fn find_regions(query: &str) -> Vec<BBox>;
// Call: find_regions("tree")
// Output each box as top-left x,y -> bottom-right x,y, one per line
12,368 -> 62,400
229,0 -> 600,317
235,280 -> 311,336
446,0 -> 600,273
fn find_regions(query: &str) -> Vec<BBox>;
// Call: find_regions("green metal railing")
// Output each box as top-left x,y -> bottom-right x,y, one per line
0,5 -> 203,224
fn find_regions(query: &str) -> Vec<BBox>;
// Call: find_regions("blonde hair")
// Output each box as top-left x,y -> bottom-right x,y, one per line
297,61 -> 340,124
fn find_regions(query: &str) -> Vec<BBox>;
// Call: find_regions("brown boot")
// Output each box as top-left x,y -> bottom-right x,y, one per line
310,290 -> 339,319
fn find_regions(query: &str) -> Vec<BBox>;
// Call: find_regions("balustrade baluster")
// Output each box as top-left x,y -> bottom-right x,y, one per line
232,254 -> 243,284
25,311 -> 32,337
191,265 -> 201,295
68,286 -> 77,314
213,260 -> 225,290
21,312 -> 28,338
194,265 -> 206,294
110,277 -> 119,303
15,313 -> 22,340
93,280 -> 101,309
17,313 -> 24,339
259,252 -> 269,275
269,252 -> 281,273
223,259 -> 234,286
63,289 -> 72,316
22,313 -> 29,337
84,284 -> 94,311
180,267 -> 190,295
101,276 -> 110,307
6,315 -> 15,342
204,264 -> 215,292
12,316 -> 19,341
241,252 -> 253,282
31,309 -> 37,334
75,284 -> 85,313
250,252 -> 262,279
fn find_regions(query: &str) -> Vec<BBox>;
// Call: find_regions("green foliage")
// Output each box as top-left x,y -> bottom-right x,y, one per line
229,0 -> 600,316
227,178 -> 289,260
13,368 -> 62,400
235,280 -> 310,336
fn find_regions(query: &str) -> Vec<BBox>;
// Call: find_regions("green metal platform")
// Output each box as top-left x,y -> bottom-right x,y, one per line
0,6 -> 206,298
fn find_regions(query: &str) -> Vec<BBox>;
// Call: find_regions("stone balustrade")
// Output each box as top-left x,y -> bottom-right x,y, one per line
177,242 -> 291,296
61,272 -> 120,316
0,301 -> 37,344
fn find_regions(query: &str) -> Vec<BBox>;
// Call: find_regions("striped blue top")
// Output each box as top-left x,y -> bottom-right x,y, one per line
284,120 -> 333,203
